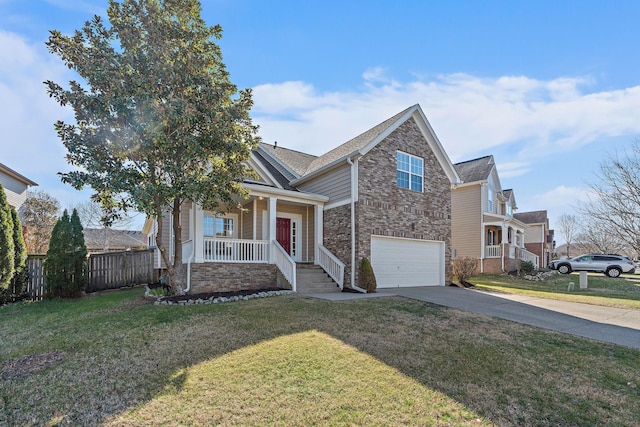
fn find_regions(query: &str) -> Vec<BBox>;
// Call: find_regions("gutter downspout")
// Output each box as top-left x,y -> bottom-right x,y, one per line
347,156 -> 367,293
185,204 -> 197,294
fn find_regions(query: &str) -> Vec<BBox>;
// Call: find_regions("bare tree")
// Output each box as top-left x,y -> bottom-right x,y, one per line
18,190 -> 61,254
557,213 -> 579,258
574,217 -> 629,256
578,142 -> 640,257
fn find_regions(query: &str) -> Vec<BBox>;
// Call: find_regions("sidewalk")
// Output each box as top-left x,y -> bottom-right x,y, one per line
307,286 -> 640,350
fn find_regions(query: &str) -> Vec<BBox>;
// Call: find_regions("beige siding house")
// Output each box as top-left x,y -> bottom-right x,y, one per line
451,155 -> 538,274
145,104 -> 462,294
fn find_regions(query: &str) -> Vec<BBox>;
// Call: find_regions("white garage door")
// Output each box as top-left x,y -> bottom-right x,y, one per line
370,236 -> 445,288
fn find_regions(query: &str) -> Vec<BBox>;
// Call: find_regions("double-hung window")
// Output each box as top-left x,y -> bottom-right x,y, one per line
204,215 -> 234,238
397,151 -> 423,192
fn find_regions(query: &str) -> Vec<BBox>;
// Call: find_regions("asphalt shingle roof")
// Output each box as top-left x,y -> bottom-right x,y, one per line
513,210 -> 548,224
302,105 -> 415,175
453,155 -> 495,183
258,143 -> 317,177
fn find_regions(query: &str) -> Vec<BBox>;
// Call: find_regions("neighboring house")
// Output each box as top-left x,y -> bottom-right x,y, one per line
451,155 -> 538,274
145,104 -> 461,294
83,228 -> 148,254
0,162 -> 38,210
513,210 -> 553,269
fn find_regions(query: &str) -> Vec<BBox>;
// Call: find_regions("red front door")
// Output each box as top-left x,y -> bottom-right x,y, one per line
276,217 -> 291,254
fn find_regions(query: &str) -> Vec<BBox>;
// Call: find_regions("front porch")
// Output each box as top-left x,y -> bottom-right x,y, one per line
482,218 -> 539,273
175,186 -> 345,294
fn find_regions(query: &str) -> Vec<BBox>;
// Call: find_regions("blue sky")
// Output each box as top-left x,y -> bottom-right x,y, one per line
2,0 -> 640,239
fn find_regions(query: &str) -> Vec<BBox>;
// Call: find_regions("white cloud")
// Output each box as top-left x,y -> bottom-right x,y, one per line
251,73 -> 640,166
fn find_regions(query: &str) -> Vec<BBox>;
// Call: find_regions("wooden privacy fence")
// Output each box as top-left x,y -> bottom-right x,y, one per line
87,249 -> 156,292
25,255 -> 46,299
25,249 -> 156,298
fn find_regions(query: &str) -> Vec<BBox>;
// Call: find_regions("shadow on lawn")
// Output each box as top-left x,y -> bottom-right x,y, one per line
4,290 -> 640,426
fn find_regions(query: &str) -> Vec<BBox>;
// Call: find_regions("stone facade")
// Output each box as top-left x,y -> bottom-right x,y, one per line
323,204 -> 353,286
189,263 -> 277,294
324,119 -> 453,287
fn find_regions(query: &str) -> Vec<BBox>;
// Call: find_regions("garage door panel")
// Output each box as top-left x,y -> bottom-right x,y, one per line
370,236 -> 444,288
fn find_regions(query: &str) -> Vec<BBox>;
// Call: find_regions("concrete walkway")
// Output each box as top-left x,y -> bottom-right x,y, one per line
306,286 -> 640,350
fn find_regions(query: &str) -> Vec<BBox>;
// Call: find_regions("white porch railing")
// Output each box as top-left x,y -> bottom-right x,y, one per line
519,248 -> 540,267
317,245 -> 345,289
272,240 -> 296,291
485,245 -> 501,258
203,238 -> 269,263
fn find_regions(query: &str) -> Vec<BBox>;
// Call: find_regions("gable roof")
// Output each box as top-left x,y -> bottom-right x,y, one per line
453,155 -> 495,183
290,104 -> 461,185
0,163 -> 38,186
514,210 -> 548,225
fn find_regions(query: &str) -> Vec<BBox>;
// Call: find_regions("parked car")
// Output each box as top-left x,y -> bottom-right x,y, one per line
549,254 -> 636,278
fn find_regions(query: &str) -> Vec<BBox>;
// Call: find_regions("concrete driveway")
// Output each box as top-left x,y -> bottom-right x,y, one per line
309,286 -> 640,350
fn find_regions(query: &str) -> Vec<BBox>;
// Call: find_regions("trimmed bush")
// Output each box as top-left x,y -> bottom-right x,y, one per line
10,207 -> 27,295
520,260 -> 535,274
44,209 -> 88,298
452,256 -> 478,286
0,183 -> 15,290
359,257 -> 377,293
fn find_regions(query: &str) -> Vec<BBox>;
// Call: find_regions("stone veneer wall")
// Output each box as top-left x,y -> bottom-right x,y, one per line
356,118 -> 453,286
322,204 -> 353,287
189,263 -> 277,294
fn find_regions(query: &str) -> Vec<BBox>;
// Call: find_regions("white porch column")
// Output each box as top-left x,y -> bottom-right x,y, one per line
194,203 -> 204,263
268,197 -> 277,262
252,199 -> 257,240
314,204 -> 324,265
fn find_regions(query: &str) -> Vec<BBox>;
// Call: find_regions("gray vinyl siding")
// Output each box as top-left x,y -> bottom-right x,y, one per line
0,172 -> 28,209
451,185 -> 482,258
297,163 -> 351,204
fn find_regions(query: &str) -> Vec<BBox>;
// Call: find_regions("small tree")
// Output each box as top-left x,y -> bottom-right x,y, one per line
0,183 -> 15,290
70,209 -> 88,293
19,189 -> 61,254
452,256 -> 478,286
45,210 -> 87,298
359,258 -> 377,293
10,207 -> 28,295
557,214 -> 579,258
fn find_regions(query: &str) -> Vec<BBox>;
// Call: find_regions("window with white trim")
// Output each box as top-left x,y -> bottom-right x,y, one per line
397,151 -> 423,192
487,188 -> 494,213
204,215 -> 234,238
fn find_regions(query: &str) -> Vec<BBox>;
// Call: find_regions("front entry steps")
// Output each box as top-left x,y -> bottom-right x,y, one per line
296,264 -> 341,294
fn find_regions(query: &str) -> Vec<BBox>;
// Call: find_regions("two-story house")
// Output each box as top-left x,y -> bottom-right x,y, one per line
451,155 -> 538,274
513,210 -> 553,269
145,104 -> 462,294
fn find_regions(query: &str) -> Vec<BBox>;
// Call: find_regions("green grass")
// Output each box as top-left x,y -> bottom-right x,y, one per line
470,272 -> 640,310
1,287 -> 639,426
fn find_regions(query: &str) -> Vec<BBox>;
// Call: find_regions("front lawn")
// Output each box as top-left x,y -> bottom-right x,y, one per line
470,272 -> 640,310
1,288 -> 639,426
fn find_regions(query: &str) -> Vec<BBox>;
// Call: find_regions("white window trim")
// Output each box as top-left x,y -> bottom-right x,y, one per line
262,210 -> 302,262
204,212 -> 238,239
397,150 -> 424,192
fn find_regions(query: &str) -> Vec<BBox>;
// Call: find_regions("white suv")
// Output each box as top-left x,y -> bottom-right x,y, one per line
549,254 -> 636,278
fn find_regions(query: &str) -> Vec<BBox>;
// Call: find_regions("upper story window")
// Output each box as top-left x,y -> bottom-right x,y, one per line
487,188 -> 494,213
204,215 -> 234,238
397,151 -> 423,192
506,203 -> 513,216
